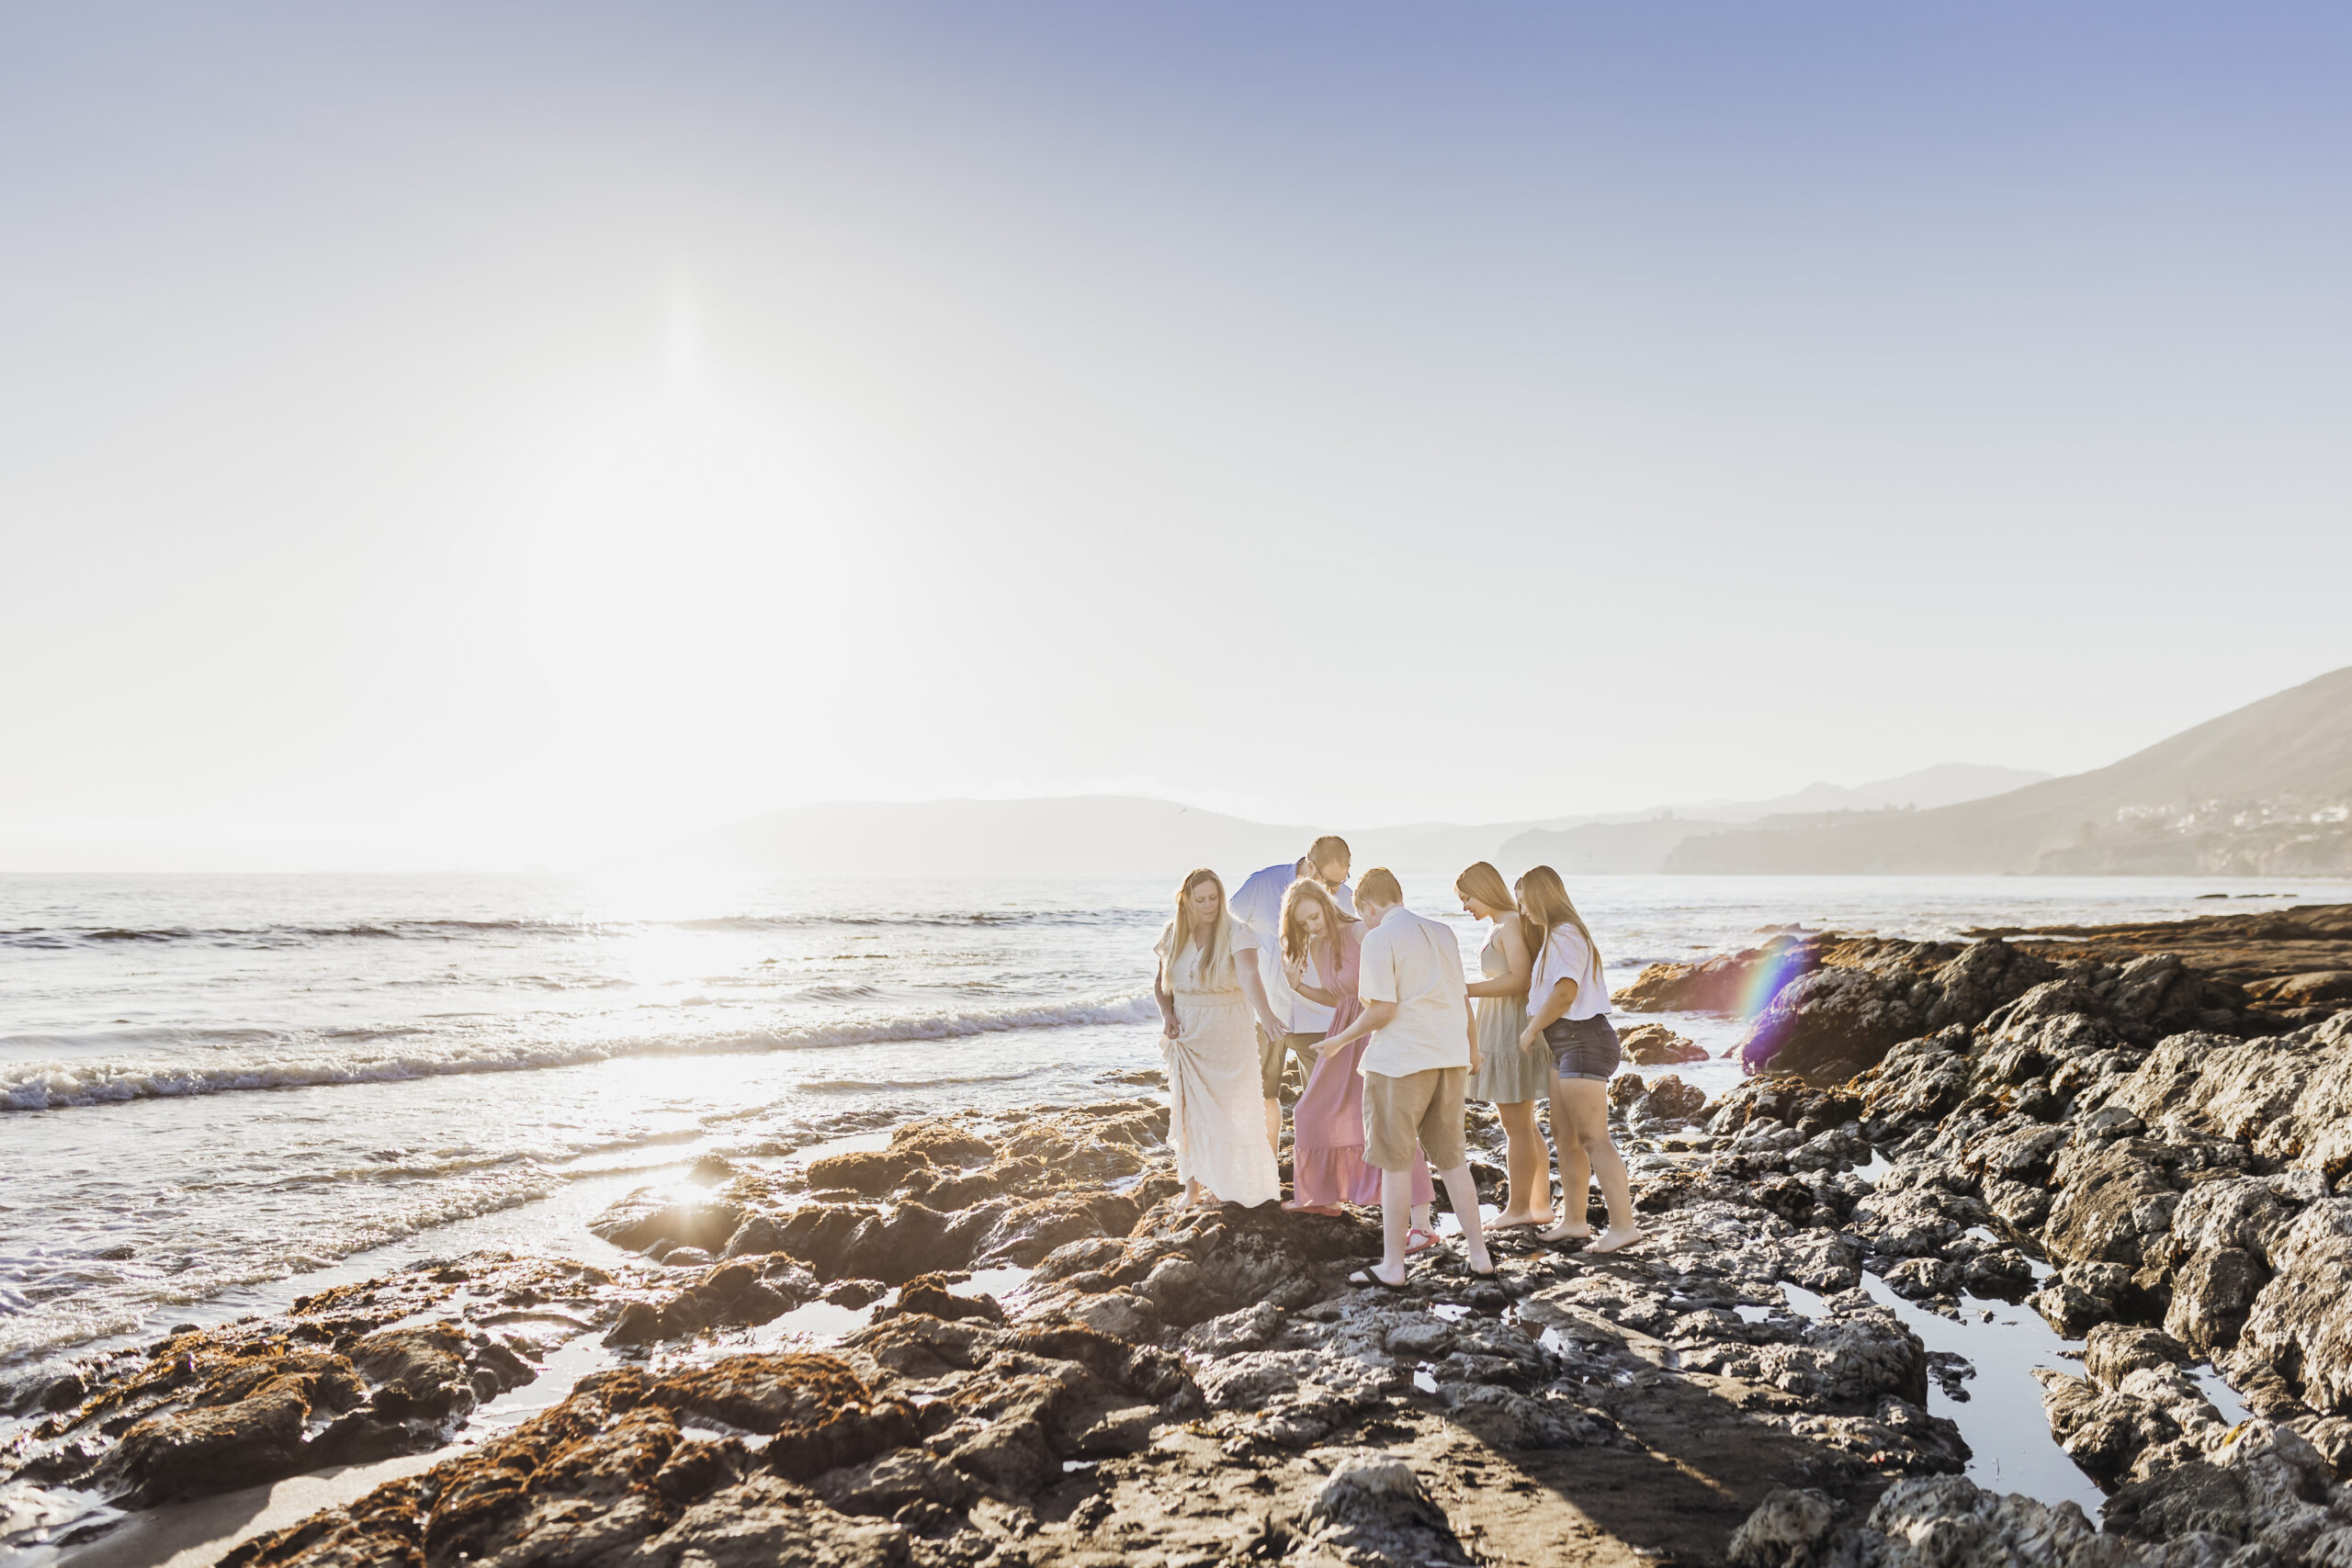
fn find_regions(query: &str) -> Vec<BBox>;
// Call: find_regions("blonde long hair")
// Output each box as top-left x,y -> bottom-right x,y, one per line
1169,868 -> 1238,988
1516,864 -> 1603,976
1455,861 -> 1514,915
1280,876 -> 1347,976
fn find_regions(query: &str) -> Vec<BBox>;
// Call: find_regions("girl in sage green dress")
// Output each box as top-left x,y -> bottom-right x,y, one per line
1457,861 -> 1553,1227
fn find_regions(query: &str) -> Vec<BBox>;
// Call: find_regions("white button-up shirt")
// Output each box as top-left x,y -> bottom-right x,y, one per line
1356,906 -> 1470,1077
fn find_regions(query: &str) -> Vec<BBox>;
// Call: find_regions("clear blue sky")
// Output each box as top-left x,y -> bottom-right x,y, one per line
4,3 -> 2347,867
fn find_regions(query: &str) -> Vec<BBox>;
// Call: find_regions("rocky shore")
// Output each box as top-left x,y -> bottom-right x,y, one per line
8,904 -> 2352,1568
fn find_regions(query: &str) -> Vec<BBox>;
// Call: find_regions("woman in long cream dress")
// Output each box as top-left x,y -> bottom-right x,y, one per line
1152,868 -> 1285,1208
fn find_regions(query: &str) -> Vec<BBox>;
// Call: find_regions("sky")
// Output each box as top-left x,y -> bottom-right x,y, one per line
3,2 -> 2348,870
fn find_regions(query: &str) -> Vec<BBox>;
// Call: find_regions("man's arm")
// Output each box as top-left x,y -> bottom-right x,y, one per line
1319,998 -> 1396,1054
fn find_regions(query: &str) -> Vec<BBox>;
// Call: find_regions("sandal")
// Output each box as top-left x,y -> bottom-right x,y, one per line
1404,1226 -> 1442,1257
1348,1267 -> 1411,1292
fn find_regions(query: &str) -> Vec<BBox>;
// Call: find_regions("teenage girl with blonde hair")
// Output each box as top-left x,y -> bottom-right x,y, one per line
1515,865 -> 1641,1253
1456,862 -> 1552,1227
1280,878 -> 1435,1224
1152,868 -> 1287,1208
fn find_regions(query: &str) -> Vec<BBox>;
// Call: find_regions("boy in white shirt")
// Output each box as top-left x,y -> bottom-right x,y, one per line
1312,867 -> 1494,1288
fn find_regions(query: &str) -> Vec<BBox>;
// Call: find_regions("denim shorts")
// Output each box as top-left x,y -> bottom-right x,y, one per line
1544,1014 -> 1621,1082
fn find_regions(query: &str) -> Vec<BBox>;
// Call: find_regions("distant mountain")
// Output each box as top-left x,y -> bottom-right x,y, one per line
1664,666 -> 2352,875
1685,763 -> 2053,824
681,761 -> 2052,879
683,796 -> 1309,878
1496,763 -> 2051,874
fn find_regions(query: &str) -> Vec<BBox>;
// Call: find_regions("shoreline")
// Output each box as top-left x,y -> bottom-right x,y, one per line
6,903 -> 2352,1567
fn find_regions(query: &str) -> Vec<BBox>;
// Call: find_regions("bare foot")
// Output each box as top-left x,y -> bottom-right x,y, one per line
1487,1210 -> 1552,1230
1283,1200 -> 1345,1215
1465,1243 -> 1497,1277
1588,1224 -> 1645,1255
1537,1218 -> 1592,1245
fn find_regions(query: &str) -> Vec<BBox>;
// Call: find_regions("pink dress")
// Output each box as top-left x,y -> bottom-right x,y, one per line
1289,925 -> 1436,1208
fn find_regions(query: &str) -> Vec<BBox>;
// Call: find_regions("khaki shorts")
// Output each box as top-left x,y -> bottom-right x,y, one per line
1258,1029 -> 1323,1100
1362,1066 -> 1466,1174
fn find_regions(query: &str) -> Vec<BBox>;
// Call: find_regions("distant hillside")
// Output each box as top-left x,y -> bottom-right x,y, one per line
683,797 -> 1310,877
1498,762 -> 2050,874
684,761 -> 2054,879
1686,762 -> 2052,824
1665,666 -> 2352,875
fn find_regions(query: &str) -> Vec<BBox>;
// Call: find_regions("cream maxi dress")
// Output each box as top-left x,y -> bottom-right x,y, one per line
1156,919 -> 1281,1207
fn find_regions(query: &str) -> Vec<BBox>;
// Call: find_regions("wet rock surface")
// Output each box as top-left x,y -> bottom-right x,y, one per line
17,905 -> 2352,1568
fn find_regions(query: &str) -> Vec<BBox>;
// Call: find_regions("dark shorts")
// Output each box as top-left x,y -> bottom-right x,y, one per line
1545,1014 -> 1621,1082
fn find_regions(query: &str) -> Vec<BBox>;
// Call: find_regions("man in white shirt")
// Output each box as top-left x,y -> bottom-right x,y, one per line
1228,836 -> 1355,1147
1312,866 -> 1493,1288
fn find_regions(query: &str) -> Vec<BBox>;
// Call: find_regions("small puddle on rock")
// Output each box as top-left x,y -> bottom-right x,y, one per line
2193,1364 -> 2256,1427
1430,1204 -> 1501,1238
952,1267 -> 1033,1303
792,1131 -> 894,1163
753,1299 -> 876,1343
469,1332 -> 616,1437
1779,1282 -> 1828,1318
1851,1273 -> 2105,1517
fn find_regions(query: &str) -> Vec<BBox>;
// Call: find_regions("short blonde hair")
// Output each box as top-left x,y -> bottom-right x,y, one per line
1355,866 -> 1403,907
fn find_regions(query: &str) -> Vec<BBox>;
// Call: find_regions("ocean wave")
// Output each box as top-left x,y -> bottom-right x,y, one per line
0,919 -> 564,951
0,1168 -> 567,1365
799,1069 -> 1044,1092
0,993 -> 1158,1112
671,909 -> 1148,932
0,908 -> 1154,952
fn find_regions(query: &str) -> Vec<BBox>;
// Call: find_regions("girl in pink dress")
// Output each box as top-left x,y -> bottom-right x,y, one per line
1280,880 -> 1437,1216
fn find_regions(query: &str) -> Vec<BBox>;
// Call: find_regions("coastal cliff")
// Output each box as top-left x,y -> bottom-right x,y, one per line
9,907 -> 2352,1568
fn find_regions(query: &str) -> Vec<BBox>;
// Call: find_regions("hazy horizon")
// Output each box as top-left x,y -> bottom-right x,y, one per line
6,5 -> 2348,871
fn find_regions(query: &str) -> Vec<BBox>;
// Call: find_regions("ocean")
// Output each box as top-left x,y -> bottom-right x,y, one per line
6,867 -> 2348,1381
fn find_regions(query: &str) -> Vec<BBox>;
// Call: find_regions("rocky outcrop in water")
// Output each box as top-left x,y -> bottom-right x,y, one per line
0,1256 -> 592,1508
1627,921 -> 2312,1081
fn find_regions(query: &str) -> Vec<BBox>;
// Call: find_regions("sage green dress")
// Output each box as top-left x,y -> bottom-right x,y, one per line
1469,925 -> 1547,1103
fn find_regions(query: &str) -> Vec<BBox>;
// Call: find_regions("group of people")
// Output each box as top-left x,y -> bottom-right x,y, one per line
1151,836 -> 1643,1289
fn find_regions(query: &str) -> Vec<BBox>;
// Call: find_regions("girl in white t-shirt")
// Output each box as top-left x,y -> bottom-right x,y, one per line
1515,865 -> 1641,1253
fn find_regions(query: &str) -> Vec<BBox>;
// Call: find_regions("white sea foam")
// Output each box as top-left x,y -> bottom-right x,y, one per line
0,993 -> 1156,1112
